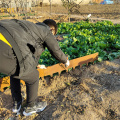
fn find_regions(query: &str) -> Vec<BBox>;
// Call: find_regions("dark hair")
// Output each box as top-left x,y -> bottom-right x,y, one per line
43,19 -> 58,35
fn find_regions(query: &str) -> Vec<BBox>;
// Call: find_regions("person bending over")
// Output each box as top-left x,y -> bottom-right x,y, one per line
0,19 -> 70,116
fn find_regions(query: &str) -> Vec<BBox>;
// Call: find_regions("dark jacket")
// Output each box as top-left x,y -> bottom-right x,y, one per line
0,19 -> 67,77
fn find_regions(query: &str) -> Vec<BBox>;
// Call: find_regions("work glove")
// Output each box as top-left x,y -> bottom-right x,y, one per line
37,65 -> 46,69
65,59 -> 70,67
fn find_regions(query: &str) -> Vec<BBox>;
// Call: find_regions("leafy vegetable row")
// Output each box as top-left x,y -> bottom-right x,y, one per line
39,20 -> 120,66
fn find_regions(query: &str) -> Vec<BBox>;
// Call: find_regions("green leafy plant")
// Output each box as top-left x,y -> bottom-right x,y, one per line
39,20 -> 120,65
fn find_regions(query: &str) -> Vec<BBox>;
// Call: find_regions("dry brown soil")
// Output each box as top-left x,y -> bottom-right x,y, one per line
0,4 -> 120,120
32,4 -> 120,23
0,59 -> 120,120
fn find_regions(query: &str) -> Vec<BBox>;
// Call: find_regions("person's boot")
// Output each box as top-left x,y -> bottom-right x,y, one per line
23,101 -> 47,116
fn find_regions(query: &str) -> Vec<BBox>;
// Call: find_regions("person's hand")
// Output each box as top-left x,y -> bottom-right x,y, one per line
65,60 -> 70,67
37,65 -> 46,69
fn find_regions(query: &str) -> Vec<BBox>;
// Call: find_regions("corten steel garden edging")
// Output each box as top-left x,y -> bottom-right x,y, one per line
0,52 -> 98,92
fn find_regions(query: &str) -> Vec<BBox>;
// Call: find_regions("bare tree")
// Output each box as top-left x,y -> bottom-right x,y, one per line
13,0 -> 29,19
0,0 -> 9,8
61,0 -> 83,22
0,0 -> 14,16
40,0 -> 44,13
0,0 -> 33,19
49,0 -> 52,14
17,0 -> 27,14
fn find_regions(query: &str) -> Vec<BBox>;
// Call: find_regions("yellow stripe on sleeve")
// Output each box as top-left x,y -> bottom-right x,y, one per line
0,33 -> 12,48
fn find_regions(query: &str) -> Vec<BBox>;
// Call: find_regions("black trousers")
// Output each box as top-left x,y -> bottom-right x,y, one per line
0,40 -> 39,106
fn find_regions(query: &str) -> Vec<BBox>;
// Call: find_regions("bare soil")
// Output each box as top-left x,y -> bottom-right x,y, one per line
32,4 -> 120,24
0,59 -> 120,120
0,4 -> 120,120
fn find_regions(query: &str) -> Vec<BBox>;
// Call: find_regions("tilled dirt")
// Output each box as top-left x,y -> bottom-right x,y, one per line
33,4 -> 120,23
0,58 -> 120,120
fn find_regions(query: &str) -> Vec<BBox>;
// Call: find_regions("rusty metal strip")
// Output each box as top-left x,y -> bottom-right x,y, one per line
38,52 -> 98,78
0,77 -> 25,92
0,52 -> 98,92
